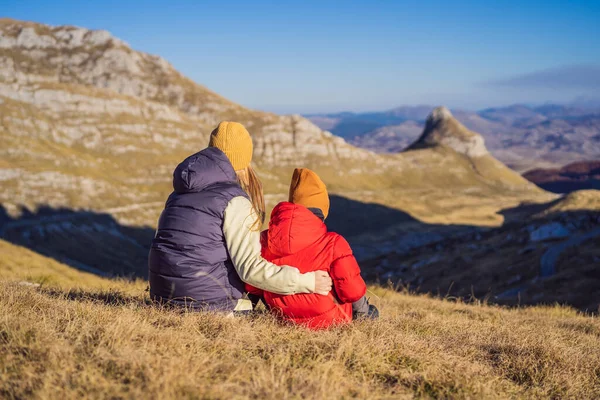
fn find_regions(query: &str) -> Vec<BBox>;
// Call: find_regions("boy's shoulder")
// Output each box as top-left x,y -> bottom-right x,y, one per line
325,229 -> 347,242
325,231 -> 353,257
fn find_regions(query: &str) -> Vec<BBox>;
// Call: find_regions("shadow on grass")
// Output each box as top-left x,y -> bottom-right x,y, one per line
41,286 -> 152,308
0,196 -> 420,281
0,204 -> 155,279
327,194 -> 419,236
363,204 -> 600,313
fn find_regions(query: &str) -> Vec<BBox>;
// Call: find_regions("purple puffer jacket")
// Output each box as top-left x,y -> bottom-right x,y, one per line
148,147 -> 248,310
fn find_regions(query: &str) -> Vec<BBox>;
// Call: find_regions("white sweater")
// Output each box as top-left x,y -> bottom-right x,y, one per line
222,196 -> 316,295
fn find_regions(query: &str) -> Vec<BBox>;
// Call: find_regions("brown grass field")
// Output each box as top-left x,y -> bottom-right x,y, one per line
1,240 -> 600,399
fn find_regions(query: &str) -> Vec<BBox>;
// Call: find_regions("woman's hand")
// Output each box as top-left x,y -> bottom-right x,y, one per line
313,271 -> 333,295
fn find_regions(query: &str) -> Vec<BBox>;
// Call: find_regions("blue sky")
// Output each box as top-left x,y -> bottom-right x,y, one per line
3,0 -> 600,113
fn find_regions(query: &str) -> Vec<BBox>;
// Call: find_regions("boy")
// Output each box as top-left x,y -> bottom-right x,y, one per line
247,168 -> 378,329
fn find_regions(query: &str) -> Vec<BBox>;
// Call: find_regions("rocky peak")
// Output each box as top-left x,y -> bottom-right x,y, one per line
407,106 -> 488,158
0,18 -> 380,170
0,19 -> 127,50
0,19 -> 239,118
428,106 -> 453,123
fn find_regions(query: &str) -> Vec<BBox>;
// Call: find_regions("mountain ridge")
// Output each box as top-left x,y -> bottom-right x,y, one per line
309,104 -> 600,172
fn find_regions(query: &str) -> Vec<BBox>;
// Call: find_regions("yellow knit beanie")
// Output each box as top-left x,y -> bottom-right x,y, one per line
289,168 -> 330,219
208,121 -> 253,171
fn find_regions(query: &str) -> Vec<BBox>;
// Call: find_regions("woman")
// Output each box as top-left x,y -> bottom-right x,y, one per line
148,121 -> 332,312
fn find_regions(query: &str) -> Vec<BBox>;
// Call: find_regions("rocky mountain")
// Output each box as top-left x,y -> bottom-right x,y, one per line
0,18 -> 390,220
313,108 -> 600,311
309,104 -> 600,172
406,107 -> 487,158
523,160 -> 600,193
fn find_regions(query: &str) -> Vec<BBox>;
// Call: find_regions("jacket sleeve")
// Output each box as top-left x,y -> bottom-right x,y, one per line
330,235 -> 367,304
245,230 -> 269,296
223,196 -> 315,295
245,284 -> 264,296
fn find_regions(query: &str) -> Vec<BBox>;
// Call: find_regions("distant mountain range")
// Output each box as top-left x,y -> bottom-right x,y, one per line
524,161 -> 600,193
307,104 -> 600,172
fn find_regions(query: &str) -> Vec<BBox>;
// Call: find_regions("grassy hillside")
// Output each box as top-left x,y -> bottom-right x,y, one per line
1,244 -> 599,399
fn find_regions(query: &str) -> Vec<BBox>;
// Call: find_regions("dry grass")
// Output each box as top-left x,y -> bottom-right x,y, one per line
1,246 -> 599,399
540,190 -> 600,216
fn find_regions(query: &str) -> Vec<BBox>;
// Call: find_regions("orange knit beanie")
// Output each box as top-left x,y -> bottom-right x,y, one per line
208,121 -> 253,171
288,168 -> 330,219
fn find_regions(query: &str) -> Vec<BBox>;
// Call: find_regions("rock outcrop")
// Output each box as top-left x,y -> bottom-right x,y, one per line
406,106 -> 488,157
0,18 -> 377,170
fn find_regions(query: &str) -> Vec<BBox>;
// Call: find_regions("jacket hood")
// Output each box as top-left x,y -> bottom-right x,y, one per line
267,202 -> 328,257
172,147 -> 237,193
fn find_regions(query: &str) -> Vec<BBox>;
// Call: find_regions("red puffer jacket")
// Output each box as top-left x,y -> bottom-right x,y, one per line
246,202 -> 367,329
